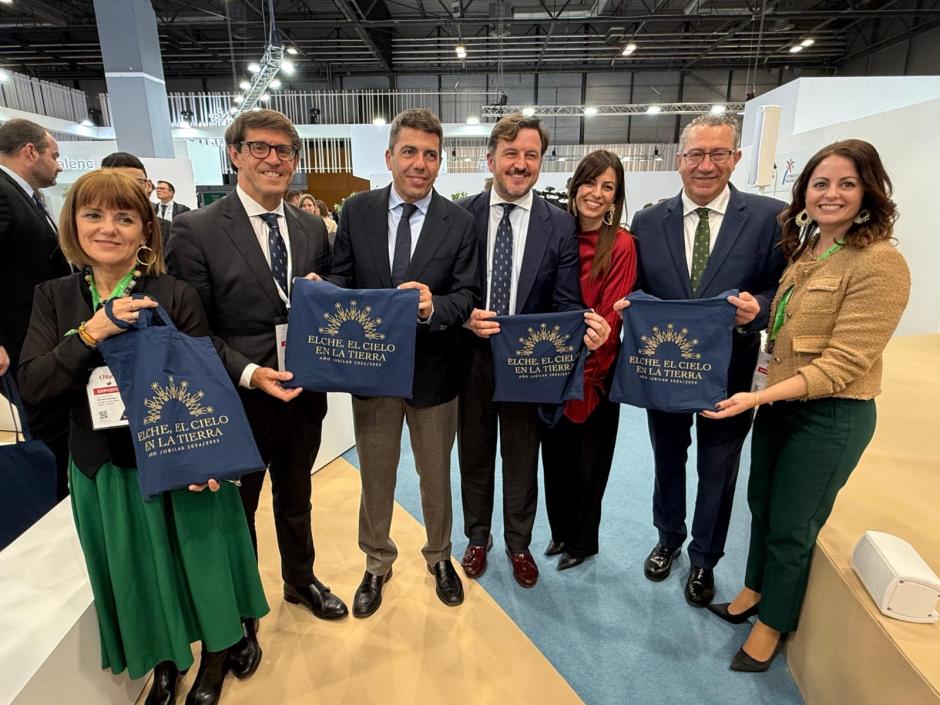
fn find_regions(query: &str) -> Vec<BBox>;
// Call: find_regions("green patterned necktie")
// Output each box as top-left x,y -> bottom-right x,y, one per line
689,207 -> 711,293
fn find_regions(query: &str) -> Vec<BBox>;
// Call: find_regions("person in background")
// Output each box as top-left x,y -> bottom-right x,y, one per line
154,179 -> 191,221
541,150 -> 637,571
315,198 -> 338,244
18,170 -> 268,705
702,139 -> 910,671
298,193 -> 318,214
285,189 -> 302,207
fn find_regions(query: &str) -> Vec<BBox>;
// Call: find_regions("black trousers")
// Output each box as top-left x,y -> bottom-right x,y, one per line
457,342 -> 541,554
647,407 -> 754,569
542,397 -> 621,558
238,389 -> 327,587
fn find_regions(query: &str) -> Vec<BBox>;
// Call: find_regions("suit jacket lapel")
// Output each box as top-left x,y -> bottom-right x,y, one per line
284,206 -> 310,279
697,186 -> 748,296
0,169 -> 57,239
407,190 -> 449,281
515,195 -> 551,313
471,192 -> 491,300
221,195 -> 284,310
362,186 -> 394,288
662,193 -> 692,298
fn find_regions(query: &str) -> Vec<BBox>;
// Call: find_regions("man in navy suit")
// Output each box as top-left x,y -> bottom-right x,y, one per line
457,114 -> 609,588
624,114 -> 786,607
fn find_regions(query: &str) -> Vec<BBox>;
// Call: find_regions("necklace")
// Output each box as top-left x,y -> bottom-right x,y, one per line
84,266 -> 142,311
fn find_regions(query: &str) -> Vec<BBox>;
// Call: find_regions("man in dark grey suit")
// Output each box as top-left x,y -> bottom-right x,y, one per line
0,118 -> 71,497
155,180 -> 191,220
167,109 -> 348,624
325,109 -> 479,618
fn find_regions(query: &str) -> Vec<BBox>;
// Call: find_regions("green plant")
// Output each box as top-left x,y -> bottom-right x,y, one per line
450,190 -> 469,201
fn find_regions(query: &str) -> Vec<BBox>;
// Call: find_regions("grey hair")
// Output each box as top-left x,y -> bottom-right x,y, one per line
679,114 -> 741,151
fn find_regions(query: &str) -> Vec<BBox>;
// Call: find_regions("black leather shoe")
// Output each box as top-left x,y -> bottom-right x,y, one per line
352,568 -> 392,618
184,647 -> 229,705
557,553 -> 585,571
428,560 -> 464,606
644,543 -> 681,582
729,633 -> 788,672
544,540 -> 565,557
145,661 -> 181,705
708,601 -> 760,625
284,578 -> 349,620
225,618 -> 261,680
685,566 -> 716,607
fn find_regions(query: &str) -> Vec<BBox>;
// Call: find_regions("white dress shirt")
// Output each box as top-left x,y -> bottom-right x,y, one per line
680,185 -> 730,278
387,186 -> 432,268
486,188 -> 533,314
157,200 -> 175,221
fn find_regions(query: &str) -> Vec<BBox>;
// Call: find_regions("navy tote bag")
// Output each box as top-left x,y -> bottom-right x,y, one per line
97,299 -> 263,499
0,372 -> 57,550
284,278 -> 419,398
610,290 -> 737,414
489,310 -> 589,404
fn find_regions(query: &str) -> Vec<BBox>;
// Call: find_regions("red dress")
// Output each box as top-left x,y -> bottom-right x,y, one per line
564,227 -> 637,423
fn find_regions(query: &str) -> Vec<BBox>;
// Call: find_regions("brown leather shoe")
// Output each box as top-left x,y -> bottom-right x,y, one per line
461,535 -> 493,579
507,549 -> 539,588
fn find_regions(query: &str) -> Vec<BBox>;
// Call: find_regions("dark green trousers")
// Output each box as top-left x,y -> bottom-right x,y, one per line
745,397 -> 876,632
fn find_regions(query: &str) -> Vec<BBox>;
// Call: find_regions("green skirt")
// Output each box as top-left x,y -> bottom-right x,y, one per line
69,460 -> 269,680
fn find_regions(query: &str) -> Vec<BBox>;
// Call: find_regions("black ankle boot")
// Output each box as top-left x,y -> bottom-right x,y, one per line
225,618 -> 262,679
145,661 -> 181,705
184,646 -> 229,705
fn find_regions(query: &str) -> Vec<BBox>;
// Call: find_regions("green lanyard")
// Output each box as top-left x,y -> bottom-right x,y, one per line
769,240 -> 843,342
89,270 -> 138,311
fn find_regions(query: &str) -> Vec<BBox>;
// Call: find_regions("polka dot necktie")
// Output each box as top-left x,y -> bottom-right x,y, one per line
392,202 -> 418,286
259,212 -> 289,296
490,203 -> 516,316
690,207 -> 711,294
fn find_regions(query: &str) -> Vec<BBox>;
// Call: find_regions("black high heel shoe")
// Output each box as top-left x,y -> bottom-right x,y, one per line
707,601 -> 760,625
145,661 -> 181,705
729,633 -> 789,672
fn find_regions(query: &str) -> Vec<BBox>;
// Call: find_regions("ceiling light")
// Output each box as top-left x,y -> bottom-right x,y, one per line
0,69 -> 10,82
373,116 -> 386,125
286,46 -> 298,55
466,116 -> 480,125
789,45 -> 804,53
455,44 -> 467,58
710,104 -> 726,114
801,38 -> 815,47
239,80 -> 251,90
584,106 -> 598,115
0,0 -> 12,5
234,95 -> 244,104
259,93 -> 271,102
622,42 -> 637,56
522,107 -> 536,116
247,62 -> 261,73
270,78 -> 282,89
281,60 -> 295,75
646,105 -> 662,114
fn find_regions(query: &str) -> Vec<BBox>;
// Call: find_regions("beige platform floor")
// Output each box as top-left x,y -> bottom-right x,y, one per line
138,458 -> 584,705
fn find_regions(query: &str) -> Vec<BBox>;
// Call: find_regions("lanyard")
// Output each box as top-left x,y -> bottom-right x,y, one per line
769,240 -> 843,342
89,270 -> 137,311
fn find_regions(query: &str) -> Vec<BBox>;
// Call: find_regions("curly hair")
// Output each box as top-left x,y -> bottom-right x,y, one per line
778,139 -> 898,260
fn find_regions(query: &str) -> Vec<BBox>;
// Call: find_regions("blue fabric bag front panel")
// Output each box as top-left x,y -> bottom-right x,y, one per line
285,279 -> 419,398
98,303 -> 263,499
490,310 -> 588,404
610,290 -> 737,414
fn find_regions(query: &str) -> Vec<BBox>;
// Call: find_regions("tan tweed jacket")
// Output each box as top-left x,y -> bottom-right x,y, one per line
766,239 -> 910,400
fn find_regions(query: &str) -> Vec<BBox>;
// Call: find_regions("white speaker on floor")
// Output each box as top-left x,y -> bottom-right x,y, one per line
852,531 -> 940,623
746,104 -> 781,188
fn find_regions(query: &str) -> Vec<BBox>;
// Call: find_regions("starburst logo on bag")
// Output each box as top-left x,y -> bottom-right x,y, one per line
319,300 -> 385,340
516,323 -> 574,356
143,377 -> 213,424
640,323 -> 701,359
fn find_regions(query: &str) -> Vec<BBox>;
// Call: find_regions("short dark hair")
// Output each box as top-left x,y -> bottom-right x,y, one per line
488,114 -> 550,156
388,109 -> 443,152
156,180 -> 175,194
224,109 -> 301,151
101,151 -> 147,174
0,119 -> 49,156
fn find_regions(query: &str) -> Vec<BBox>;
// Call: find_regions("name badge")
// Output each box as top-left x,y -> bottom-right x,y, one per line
276,323 -> 288,372
86,366 -> 129,430
751,348 -> 772,393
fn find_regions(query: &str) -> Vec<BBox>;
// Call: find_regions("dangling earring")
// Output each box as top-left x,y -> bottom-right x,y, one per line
794,209 -> 812,227
603,205 -> 615,227
854,209 -> 871,224
136,244 -> 157,268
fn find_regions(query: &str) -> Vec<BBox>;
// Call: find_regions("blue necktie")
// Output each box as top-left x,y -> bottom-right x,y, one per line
392,202 -> 418,286
490,203 -> 515,315
259,212 -> 289,296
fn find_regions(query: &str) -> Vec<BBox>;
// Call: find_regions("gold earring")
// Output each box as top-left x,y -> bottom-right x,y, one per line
854,209 -> 871,224
794,209 -> 812,227
136,245 -> 157,268
603,205 -> 615,226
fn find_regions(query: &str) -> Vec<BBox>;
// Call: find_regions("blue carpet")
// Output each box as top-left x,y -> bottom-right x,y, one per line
341,404 -> 805,705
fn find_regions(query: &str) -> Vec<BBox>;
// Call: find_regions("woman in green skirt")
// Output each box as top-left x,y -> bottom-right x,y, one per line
18,170 -> 269,705
701,139 -> 910,671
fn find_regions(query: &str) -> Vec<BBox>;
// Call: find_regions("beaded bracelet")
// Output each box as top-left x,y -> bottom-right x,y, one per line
78,321 -> 98,348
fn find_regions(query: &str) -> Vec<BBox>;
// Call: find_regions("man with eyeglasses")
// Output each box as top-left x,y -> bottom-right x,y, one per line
167,110 -> 349,632
623,113 -> 786,609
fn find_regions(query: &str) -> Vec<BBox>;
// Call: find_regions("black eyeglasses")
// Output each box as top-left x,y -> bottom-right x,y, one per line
678,148 -> 735,165
239,141 -> 299,160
